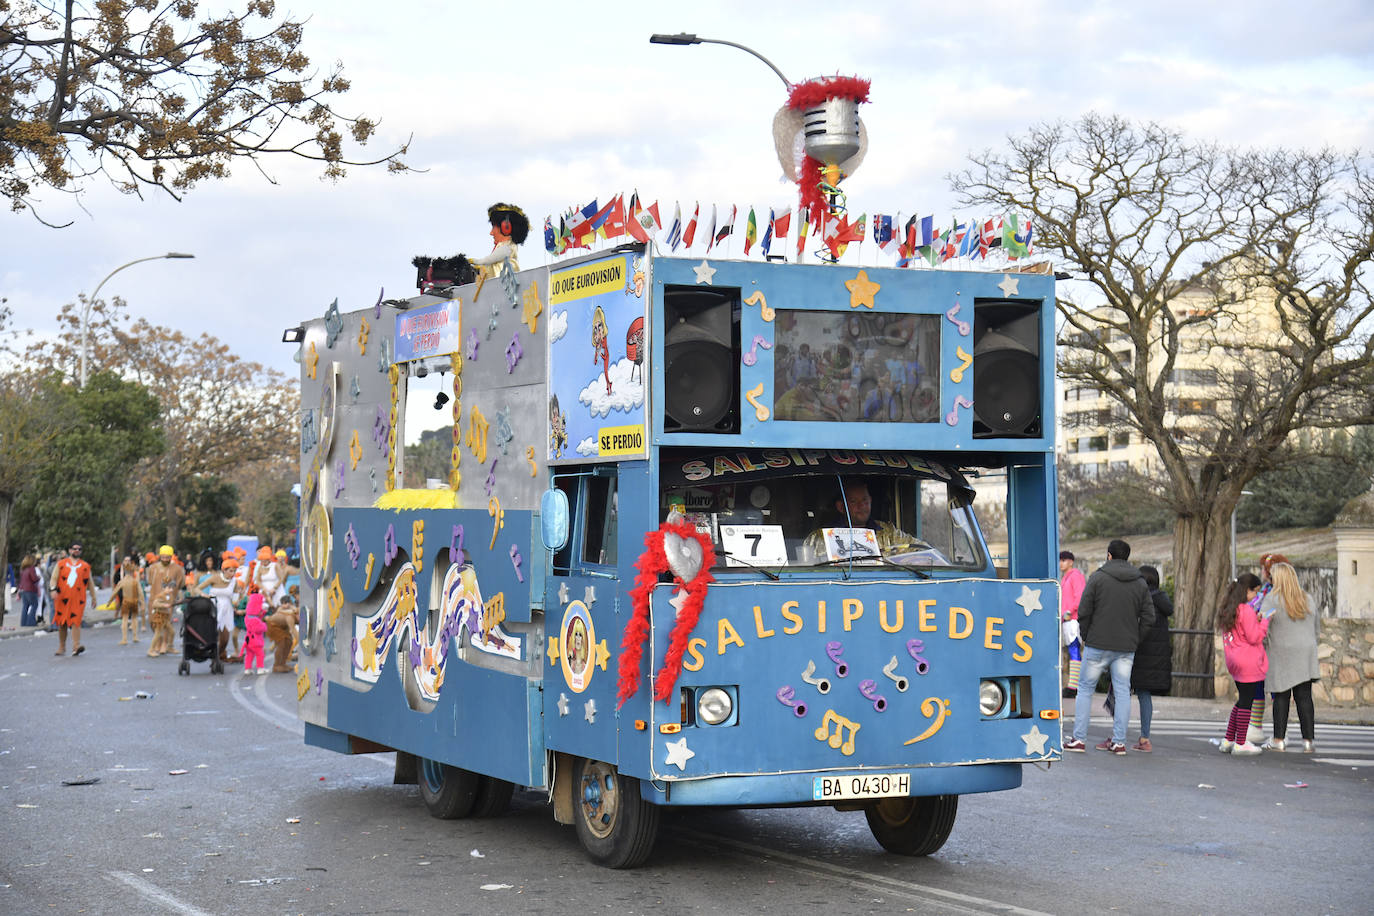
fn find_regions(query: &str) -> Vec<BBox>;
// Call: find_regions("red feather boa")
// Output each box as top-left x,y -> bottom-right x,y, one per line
616,521 -> 716,707
786,75 -> 871,111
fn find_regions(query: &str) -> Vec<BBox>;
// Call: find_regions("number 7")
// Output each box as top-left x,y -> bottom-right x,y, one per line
744,533 -> 762,556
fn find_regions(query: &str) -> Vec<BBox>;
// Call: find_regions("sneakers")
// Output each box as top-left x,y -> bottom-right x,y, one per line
1218,739 -> 1235,754
1302,740 -> 1315,754
1132,737 -> 1152,753
1096,739 -> 1127,755
1262,738 -> 1286,752
1231,741 -> 1263,756
1063,737 -> 1086,752
1246,726 -> 1265,745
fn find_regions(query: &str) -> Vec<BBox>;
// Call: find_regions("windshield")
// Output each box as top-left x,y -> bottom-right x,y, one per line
658,451 -> 988,573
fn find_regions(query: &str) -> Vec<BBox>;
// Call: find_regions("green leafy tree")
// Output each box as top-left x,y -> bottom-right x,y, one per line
1,0 -> 408,225
9,370 -> 163,574
172,475 -> 238,556
953,115 -> 1374,695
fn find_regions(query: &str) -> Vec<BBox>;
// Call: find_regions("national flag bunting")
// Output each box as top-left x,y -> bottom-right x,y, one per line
703,204 -> 717,252
771,207 -> 791,243
600,193 -> 626,240
744,207 -> 758,255
873,214 -> 897,256
714,205 -> 736,248
666,201 -> 683,251
626,192 -> 648,243
682,202 -> 700,249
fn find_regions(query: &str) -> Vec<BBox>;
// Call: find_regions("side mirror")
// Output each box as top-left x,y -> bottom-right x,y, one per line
540,488 -> 569,552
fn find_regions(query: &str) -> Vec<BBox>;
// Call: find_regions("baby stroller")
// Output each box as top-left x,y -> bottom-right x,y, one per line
179,596 -> 224,675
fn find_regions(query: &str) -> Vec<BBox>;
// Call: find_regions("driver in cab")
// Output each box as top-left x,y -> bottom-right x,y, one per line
802,479 -> 919,562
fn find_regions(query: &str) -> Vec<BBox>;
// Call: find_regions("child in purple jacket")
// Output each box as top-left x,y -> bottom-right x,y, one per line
1218,572 -> 1269,755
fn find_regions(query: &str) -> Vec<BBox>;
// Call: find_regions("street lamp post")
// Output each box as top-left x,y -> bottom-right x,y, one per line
648,33 -> 791,87
80,252 -> 195,388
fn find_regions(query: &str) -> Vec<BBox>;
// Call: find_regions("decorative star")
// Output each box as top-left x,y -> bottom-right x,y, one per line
668,588 -> 689,619
558,582 -> 570,605
557,693 -> 570,717
998,274 -> 1020,297
845,270 -> 881,309
664,737 -> 696,771
1021,724 -> 1050,756
1015,585 -> 1043,616
693,260 -> 716,285
583,585 -> 596,607
584,698 -> 598,724
314,669 -> 324,694
594,639 -> 610,671
547,635 -> 561,662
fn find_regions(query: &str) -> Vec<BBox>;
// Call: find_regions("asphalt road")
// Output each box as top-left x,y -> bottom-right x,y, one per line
3,621 -> 1372,916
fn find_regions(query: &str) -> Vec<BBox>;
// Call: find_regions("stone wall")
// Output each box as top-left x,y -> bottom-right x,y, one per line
1212,616 -> 1374,708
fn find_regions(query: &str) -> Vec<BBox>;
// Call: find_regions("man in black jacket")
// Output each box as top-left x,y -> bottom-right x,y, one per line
1062,538 -> 1155,755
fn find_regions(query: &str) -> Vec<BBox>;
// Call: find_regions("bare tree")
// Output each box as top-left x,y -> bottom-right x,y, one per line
952,114 -> 1374,695
1,0 -> 408,224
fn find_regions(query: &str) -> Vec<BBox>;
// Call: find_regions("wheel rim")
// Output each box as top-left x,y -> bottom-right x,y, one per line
578,761 -> 619,840
871,797 -> 916,828
420,758 -> 444,794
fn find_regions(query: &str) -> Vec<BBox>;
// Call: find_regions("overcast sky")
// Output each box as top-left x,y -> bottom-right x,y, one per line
3,0 -> 1372,383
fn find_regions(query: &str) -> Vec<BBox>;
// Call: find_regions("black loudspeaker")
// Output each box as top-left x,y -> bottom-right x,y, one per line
972,299 -> 1041,437
663,285 -> 739,432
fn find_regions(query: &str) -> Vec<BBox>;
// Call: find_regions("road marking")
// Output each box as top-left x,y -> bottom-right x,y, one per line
674,827 -> 1055,916
1312,758 -> 1374,767
106,870 -> 214,916
226,670 -> 391,769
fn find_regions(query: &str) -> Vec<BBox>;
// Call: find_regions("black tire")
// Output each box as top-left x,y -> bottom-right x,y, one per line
471,776 -> 515,818
417,758 -> 479,820
864,794 -> 958,856
210,659 -> 224,675
178,661 -> 190,676
572,758 -> 659,869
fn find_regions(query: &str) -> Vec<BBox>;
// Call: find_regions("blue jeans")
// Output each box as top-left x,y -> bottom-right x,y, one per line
20,591 -> 38,627
1073,647 -> 1134,744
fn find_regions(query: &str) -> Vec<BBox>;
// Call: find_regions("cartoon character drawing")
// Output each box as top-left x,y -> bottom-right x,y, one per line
626,316 -> 645,385
592,305 -> 612,395
625,255 -> 645,298
549,394 -> 568,458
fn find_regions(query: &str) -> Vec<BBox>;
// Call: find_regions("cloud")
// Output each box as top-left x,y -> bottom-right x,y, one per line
577,358 -> 644,418
548,310 -> 568,343
575,436 -> 597,457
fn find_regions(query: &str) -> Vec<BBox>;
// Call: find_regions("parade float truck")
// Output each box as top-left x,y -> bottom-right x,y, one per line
290,245 -> 1062,867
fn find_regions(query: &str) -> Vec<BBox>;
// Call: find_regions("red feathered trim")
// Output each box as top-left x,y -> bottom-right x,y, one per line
798,158 -> 826,221
616,521 -> 715,708
786,75 -> 871,111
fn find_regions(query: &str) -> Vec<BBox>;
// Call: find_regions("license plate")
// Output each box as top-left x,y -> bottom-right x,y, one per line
812,772 -> 910,801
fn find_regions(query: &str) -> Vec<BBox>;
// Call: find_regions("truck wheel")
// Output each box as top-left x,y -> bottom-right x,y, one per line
417,758 -> 479,820
864,794 -> 958,856
572,758 -> 659,868
471,776 -> 515,817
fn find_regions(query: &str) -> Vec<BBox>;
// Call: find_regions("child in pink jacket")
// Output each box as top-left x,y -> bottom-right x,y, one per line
243,593 -> 268,675
1218,572 -> 1269,755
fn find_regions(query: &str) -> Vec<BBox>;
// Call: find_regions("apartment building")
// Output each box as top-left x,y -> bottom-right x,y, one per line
1056,275 -> 1284,478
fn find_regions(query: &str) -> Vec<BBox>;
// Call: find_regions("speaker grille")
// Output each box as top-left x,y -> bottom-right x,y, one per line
665,340 -> 734,430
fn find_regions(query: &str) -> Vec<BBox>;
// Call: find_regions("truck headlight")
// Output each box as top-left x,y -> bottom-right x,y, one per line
697,687 -> 733,725
979,679 -> 1007,717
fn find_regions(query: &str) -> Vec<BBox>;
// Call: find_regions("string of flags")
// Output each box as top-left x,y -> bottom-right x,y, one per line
543,193 -> 1035,266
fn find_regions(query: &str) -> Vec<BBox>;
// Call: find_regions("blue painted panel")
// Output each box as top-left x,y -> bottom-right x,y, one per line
642,762 -> 1023,807
541,573 -> 621,765
324,638 -> 541,786
649,256 -> 1056,453
332,506 -> 533,624
629,577 -> 1060,786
